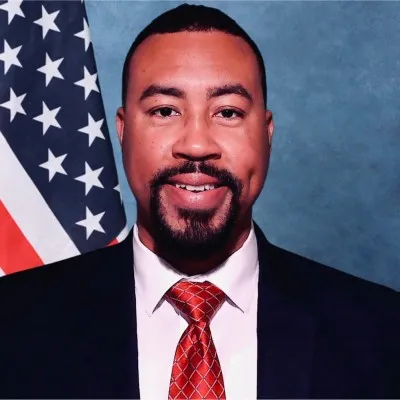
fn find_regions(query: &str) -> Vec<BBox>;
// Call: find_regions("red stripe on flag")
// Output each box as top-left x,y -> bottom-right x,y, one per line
107,238 -> 119,246
0,200 -> 43,275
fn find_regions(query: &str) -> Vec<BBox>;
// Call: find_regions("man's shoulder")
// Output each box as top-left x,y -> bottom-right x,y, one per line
0,229 -> 134,302
254,223 -> 399,315
255,223 -> 400,391
0,233 -> 137,398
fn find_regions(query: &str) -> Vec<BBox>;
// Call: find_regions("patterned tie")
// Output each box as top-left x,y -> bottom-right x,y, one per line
166,281 -> 226,400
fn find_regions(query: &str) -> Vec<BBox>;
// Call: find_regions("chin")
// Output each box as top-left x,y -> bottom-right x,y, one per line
153,204 -> 239,261
169,202 -> 229,228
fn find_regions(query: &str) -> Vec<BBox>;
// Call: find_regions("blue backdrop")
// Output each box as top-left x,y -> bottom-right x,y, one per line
86,1 -> 400,291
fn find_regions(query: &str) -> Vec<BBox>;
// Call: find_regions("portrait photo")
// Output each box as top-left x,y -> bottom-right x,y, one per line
0,1 -> 399,398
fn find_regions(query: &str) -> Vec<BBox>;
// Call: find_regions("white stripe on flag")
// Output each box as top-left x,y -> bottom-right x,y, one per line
0,267 -> 5,277
0,132 -> 80,264
116,224 -> 130,242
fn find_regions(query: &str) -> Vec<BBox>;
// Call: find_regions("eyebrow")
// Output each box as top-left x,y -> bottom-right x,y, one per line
139,85 -> 185,102
207,84 -> 253,103
139,83 -> 253,103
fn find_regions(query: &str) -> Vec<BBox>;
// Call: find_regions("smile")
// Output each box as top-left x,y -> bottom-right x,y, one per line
173,184 -> 219,192
161,174 -> 230,210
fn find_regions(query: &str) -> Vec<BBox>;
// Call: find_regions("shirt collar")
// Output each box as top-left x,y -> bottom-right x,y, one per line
133,222 -> 259,316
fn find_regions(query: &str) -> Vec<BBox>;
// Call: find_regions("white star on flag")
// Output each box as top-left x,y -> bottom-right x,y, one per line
74,66 -> 99,100
34,5 -> 60,39
78,113 -> 105,146
0,0 -> 25,25
33,101 -> 61,135
0,87 -> 26,122
39,149 -> 67,182
76,206 -> 105,239
0,39 -> 22,74
114,184 -> 123,203
75,162 -> 104,195
74,18 -> 91,51
37,53 -> 64,87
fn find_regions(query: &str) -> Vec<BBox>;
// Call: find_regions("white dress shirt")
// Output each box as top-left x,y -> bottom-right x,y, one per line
133,223 -> 259,400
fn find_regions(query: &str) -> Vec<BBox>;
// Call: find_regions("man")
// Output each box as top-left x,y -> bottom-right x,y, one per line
0,4 -> 399,399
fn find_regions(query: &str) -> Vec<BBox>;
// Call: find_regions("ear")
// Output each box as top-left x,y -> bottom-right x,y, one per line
265,110 -> 274,148
116,107 -> 125,145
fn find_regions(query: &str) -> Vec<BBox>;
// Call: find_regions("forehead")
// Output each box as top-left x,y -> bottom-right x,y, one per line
128,31 -> 261,97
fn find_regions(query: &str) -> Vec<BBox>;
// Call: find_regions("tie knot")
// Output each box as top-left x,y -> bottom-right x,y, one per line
167,281 -> 225,325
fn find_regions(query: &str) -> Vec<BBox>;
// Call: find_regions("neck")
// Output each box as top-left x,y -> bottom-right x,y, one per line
136,214 -> 252,276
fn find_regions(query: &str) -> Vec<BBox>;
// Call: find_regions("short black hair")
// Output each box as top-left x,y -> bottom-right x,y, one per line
121,3 -> 267,107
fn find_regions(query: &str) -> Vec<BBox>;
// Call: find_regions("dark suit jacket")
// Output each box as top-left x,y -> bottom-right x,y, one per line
0,224 -> 399,398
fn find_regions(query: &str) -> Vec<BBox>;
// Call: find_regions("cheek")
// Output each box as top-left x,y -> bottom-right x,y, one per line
218,150 -> 263,212
242,152 -> 268,201
223,129 -> 268,194
121,134 -> 154,196
247,140 -> 269,196
121,128 -> 171,200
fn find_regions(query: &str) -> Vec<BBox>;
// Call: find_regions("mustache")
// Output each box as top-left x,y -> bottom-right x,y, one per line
149,161 -> 243,194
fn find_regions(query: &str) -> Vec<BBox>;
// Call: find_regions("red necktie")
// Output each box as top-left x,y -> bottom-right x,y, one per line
166,281 -> 226,400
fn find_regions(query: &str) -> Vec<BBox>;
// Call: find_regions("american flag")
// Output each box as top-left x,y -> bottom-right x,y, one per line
0,0 -> 128,277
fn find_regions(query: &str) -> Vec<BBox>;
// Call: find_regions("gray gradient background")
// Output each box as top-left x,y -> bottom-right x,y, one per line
85,1 -> 400,290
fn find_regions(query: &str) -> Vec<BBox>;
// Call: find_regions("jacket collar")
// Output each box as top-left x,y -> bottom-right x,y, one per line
254,223 -> 315,398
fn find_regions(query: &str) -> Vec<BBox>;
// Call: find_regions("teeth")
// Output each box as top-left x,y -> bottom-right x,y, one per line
175,184 -> 215,192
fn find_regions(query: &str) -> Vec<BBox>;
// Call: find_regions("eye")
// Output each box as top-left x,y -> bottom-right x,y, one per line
150,107 -> 180,118
215,108 -> 244,119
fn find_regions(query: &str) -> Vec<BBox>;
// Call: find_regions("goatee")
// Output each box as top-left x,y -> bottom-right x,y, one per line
149,161 -> 243,261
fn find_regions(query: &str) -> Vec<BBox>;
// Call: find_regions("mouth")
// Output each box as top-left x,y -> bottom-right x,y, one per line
170,183 -> 222,192
166,173 -> 225,192
161,174 -> 230,210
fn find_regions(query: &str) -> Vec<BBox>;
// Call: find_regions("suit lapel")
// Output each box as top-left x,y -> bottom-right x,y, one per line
117,230 -> 141,398
255,225 -> 315,398
92,229 -> 141,397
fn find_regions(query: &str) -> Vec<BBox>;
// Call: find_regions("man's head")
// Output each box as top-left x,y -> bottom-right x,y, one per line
116,4 -> 274,272
120,4 -> 268,109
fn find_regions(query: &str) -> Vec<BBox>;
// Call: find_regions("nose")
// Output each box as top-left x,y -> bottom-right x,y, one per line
171,114 -> 221,162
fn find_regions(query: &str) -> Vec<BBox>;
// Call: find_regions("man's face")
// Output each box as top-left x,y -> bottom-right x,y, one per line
117,31 -> 273,259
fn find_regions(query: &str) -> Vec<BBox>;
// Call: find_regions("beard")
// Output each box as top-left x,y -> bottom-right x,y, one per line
149,161 -> 243,262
